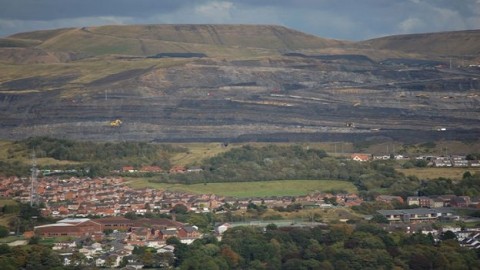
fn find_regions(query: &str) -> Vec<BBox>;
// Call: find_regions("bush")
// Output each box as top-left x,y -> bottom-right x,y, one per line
0,226 -> 9,238
414,159 -> 428,168
402,161 -> 414,169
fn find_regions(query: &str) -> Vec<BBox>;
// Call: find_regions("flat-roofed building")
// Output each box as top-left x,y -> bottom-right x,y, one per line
35,218 -> 102,238
377,208 -> 456,223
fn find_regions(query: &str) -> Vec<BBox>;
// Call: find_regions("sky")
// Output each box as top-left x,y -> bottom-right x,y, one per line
1,0 -> 479,40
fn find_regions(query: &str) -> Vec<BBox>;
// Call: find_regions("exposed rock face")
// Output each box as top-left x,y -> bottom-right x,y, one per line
0,25 -> 479,142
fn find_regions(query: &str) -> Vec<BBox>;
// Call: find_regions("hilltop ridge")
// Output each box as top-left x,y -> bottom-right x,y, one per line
2,24 -> 346,59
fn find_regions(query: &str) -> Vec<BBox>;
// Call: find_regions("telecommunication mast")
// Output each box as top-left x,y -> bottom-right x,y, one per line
30,150 -> 39,206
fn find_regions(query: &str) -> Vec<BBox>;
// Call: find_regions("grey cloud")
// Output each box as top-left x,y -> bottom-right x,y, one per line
0,0 -> 189,20
0,0 -> 479,40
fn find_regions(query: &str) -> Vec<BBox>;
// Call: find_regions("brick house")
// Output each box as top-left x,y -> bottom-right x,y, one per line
451,196 -> 470,208
169,166 -> 187,174
159,229 -> 178,240
178,226 -> 201,239
351,153 -> 371,162
407,196 -> 432,208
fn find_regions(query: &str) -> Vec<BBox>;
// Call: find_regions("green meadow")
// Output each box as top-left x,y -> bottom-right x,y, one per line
127,179 -> 357,198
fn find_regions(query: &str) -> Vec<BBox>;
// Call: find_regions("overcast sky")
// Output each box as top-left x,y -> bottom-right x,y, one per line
1,0 -> 479,40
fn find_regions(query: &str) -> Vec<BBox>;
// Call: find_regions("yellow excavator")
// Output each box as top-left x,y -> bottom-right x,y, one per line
110,119 -> 122,127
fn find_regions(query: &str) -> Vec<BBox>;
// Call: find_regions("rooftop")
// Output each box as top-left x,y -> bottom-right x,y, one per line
57,218 -> 91,223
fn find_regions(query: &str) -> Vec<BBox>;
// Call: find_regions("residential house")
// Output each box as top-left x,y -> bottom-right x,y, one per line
122,166 -> 137,173
178,226 -> 201,239
351,153 -> 371,162
433,157 -> 452,167
470,160 -> 480,167
0,188 -> 12,197
470,197 -> 480,208
437,195 -> 457,207
373,155 -> 390,160
407,196 -> 432,208
431,198 -> 446,208
169,166 -> 187,174
79,243 -> 103,257
128,227 -> 152,242
159,229 -> 178,240
451,196 -> 471,208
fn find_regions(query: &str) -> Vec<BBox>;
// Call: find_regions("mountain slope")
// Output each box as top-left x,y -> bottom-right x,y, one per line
0,25 -> 479,142
4,24 -> 346,58
358,29 -> 480,60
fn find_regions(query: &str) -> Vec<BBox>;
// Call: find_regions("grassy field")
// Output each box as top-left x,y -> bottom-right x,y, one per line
398,167 -> 480,180
170,143 -> 236,166
127,178 -> 357,198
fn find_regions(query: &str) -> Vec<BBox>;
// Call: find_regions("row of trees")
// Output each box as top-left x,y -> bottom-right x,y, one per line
1,222 -> 476,270
167,223 -> 479,270
418,172 -> 480,197
0,244 -> 64,270
0,160 -> 29,177
19,137 -> 184,162
0,137 -> 190,177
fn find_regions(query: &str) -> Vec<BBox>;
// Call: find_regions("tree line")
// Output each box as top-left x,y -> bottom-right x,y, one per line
168,223 -> 479,270
1,137 -> 188,177
1,223 -> 477,269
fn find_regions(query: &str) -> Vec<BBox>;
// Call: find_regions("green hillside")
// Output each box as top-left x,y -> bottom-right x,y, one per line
5,24 -> 346,58
359,29 -> 480,61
